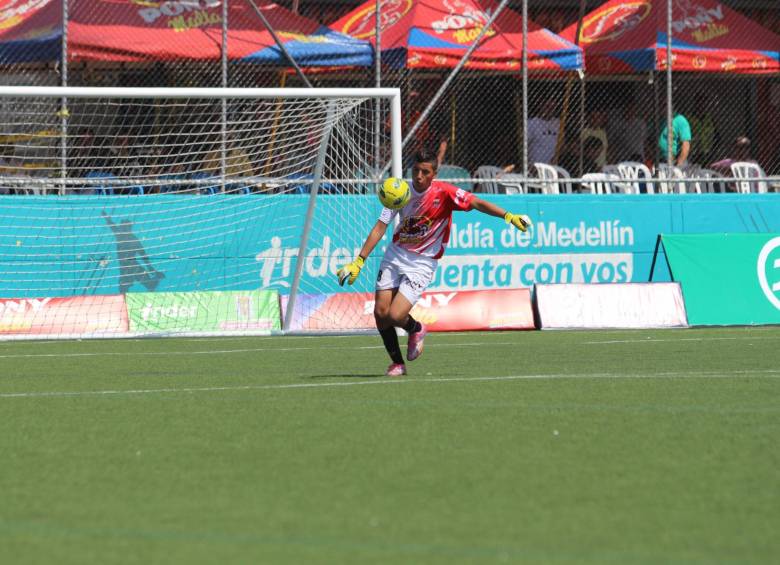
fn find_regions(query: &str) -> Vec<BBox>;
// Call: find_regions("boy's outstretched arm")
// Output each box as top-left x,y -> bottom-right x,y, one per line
337,220 -> 388,286
470,196 -> 532,232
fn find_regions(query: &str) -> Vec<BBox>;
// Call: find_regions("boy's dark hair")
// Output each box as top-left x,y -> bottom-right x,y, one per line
413,148 -> 439,168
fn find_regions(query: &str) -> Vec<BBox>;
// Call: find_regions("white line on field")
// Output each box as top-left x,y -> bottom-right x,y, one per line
583,336 -> 779,345
1,369 -> 778,399
1,333 -> 777,361
1,327 -> 775,350
0,342 -> 520,360
0,334 -> 775,360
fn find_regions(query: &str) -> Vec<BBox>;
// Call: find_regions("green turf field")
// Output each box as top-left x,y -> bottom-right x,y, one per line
1,327 -> 778,564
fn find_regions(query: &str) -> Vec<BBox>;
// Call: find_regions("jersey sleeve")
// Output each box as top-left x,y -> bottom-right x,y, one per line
442,182 -> 475,211
378,207 -> 397,225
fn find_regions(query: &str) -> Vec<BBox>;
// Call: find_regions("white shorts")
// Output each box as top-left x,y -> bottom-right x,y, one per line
376,244 -> 437,304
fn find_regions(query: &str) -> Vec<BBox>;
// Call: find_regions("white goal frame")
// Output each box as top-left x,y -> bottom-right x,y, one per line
0,86 -> 403,338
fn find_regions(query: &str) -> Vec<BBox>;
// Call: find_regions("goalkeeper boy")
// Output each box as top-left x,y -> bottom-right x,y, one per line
337,149 -> 531,376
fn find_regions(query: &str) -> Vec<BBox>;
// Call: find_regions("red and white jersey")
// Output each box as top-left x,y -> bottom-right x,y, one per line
379,180 -> 475,259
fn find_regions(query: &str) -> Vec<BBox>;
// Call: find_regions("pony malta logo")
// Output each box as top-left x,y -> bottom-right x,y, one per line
757,236 -> 780,311
341,0 -> 413,39
132,0 -> 221,28
431,0 -> 493,41
579,1 -> 651,44
0,0 -> 51,30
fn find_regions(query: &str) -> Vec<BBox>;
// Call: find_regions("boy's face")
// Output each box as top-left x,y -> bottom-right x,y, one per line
412,160 -> 436,191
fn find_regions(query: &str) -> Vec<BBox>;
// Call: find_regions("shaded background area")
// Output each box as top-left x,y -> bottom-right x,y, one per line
0,0 -> 778,185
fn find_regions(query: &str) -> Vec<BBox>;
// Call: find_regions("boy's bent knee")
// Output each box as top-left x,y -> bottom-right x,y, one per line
374,304 -> 391,325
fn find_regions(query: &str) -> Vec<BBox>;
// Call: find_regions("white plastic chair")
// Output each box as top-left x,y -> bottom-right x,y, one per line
730,161 -> 768,194
616,161 -> 654,194
656,164 -> 687,194
532,163 -> 560,194
473,165 -> 504,194
554,165 -> 574,194
580,173 -> 619,194
601,164 -> 634,194
13,172 -> 47,195
532,162 -> 574,194
694,168 -> 724,193
682,164 -> 722,194
497,173 -> 526,194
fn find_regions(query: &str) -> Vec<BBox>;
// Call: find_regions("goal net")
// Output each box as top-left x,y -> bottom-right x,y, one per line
0,86 -> 402,339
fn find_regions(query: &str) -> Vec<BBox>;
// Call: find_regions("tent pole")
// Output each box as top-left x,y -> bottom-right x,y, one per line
246,0 -> 312,88
553,0 -> 587,166
653,71 -> 660,168
666,0 -> 673,167
221,0 -> 229,193
59,0 -> 69,196
374,0 -> 382,187
579,73 -> 585,175
522,0 -> 528,190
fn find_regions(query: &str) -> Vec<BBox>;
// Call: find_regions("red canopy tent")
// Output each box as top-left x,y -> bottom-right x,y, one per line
330,0 -> 582,71
560,0 -> 780,74
0,0 -> 372,66
0,0 -> 61,63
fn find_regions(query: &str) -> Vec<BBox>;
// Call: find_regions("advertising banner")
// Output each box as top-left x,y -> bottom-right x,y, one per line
282,288 -> 535,332
662,234 -> 780,325
2,194 -> 780,299
536,283 -> 688,329
0,295 -> 128,336
126,290 -> 280,334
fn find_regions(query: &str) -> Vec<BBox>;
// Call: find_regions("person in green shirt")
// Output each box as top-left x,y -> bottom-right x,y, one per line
659,112 -> 692,167
689,94 -> 717,164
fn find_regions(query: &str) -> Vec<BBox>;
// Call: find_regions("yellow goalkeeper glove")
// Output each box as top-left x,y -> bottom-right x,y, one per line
504,212 -> 532,232
337,256 -> 365,286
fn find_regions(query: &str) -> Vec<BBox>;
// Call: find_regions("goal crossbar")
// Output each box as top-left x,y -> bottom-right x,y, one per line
0,86 -> 404,339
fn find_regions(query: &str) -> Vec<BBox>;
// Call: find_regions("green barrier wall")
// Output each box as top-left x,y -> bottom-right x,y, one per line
126,290 -> 281,333
662,234 -> 780,326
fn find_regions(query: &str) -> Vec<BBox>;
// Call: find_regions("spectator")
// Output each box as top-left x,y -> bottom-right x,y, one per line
203,136 -> 256,192
71,128 -> 109,173
527,97 -> 560,165
558,135 -> 603,192
203,137 -> 255,178
557,132 -> 581,177
403,91 -> 448,168
688,93 -> 718,165
708,136 -> 761,193
658,107 -> 692,167
709,136 -> 755,174
0,143 -> 16,195
580,109 -> 608,169
110,135 -> 146,194
0,143 -> 16,171
581,136 -> 604,175
608,100 -> 647,163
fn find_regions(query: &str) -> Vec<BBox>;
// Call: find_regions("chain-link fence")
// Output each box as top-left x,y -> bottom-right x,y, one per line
0,0 -> 778,194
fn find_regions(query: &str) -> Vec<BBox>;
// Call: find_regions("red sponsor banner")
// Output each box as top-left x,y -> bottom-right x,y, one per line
282,288 -> 534,332
0,295 -> 128,335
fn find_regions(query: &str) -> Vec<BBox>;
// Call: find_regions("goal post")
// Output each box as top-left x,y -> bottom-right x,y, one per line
0,86 -> 402,339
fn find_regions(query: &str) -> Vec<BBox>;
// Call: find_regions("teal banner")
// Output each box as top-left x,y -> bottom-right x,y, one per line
0,194 -> 778,298
662,233 -> 780,325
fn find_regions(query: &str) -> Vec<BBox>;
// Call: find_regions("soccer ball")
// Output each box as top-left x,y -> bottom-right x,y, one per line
378,177 -> 410,210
